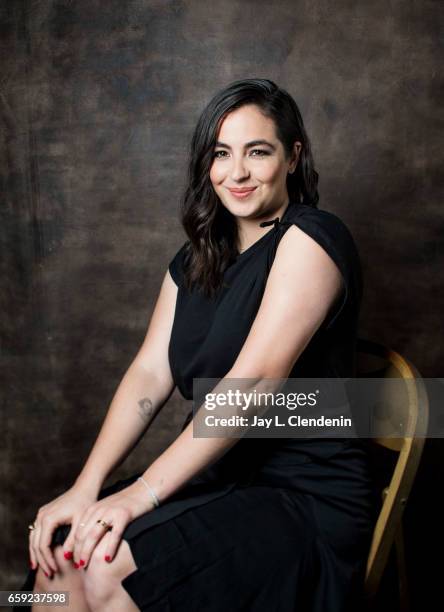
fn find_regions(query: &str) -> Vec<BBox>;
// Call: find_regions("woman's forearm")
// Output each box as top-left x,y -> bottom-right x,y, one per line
73,362 -> 173,495
139,376 -> 275,504
139,418 -> 238,503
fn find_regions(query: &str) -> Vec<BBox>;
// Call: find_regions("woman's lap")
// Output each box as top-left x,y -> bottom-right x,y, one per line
21,470 -> 372,612
121,485 -> 319,611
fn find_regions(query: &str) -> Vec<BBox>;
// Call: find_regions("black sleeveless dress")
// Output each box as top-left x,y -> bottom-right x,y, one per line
20,201 -> 378,611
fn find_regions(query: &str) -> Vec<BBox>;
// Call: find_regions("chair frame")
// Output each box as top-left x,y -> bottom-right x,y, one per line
356,338 -> 429,610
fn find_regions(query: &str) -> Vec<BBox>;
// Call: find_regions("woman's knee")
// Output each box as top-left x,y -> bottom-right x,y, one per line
34,545 -> 82,591
82,535 -> 135,606
34,565 -> 49,593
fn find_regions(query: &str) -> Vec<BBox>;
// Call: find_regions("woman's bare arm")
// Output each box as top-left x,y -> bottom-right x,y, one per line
137,225 -> 344,503
74,269 -> 179,495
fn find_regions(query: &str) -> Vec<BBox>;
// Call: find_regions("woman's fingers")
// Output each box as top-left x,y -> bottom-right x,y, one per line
72,501 -> 108,564
71,508 -> 100,566
27,488 -> 100,577
28,529 -> 37,570
32,524 -> 53,578
74,519 -> 111,568
63,501 -> 96,561
38,516 -> 60,574
30,506 -> 63,577
74,507 -> 130,569
62,523 -> 77,562
102,520 -> 126,564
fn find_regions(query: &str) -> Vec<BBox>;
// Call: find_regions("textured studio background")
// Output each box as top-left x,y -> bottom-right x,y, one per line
1,1 -> 442,609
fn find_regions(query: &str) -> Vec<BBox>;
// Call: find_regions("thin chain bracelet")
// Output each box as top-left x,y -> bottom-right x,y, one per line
138,476 -> 160,508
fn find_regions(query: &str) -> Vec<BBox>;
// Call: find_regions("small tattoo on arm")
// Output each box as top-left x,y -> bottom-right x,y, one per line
137,397 -> 154,423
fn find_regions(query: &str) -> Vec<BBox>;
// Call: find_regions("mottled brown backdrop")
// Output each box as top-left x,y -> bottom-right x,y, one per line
1,1 -> 442,610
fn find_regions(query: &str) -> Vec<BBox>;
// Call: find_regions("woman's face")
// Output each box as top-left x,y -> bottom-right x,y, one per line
209,104 -> 301,220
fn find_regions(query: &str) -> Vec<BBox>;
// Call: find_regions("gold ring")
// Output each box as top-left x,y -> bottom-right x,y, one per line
96,519 -> 111,530
28,523 -> 36,531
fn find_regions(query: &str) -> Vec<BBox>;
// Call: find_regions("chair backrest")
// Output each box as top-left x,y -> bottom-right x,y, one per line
356,338 -> 429,599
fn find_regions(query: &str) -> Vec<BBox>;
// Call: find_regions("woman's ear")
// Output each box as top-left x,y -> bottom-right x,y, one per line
289,141 -> 302,173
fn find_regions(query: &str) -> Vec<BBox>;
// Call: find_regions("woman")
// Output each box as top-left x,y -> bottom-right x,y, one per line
20,78 -> 377,611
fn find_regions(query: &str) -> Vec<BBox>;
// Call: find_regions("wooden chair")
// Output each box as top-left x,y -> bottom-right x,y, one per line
356,338 -> 429,611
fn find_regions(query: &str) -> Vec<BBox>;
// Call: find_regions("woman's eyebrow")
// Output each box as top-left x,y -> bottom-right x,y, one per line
215,139 -> 276,150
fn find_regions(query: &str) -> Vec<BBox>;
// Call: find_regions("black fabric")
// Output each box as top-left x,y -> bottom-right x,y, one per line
19,201 -> 377,611
168,202 -> 363,403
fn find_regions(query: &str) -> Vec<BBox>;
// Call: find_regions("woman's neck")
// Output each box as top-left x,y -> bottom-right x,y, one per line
236,200 -> 290,252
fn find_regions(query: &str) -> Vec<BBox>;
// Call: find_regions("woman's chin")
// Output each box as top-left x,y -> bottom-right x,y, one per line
224,199 -> 265,218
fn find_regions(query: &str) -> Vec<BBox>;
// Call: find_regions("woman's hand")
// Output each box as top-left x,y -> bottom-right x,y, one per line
29,483 -> 99,577
71,478 -> 155,569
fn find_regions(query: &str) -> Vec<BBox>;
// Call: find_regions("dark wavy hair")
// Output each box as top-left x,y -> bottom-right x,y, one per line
179,78 -> 319,298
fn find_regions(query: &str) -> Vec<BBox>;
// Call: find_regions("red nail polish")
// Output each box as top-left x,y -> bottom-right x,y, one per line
29,561 -> 34,569
73,562 -> 79,569
79,559 -> 85,566
64,551 -> 73,560
44,571 -> 49,577
104,555 -> 111,562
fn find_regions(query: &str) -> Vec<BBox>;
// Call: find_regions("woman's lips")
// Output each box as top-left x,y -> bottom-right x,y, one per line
228,187 -> 257,199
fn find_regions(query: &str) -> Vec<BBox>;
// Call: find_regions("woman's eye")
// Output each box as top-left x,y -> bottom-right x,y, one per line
250,149 -> 269,157
213,149 -> 269,159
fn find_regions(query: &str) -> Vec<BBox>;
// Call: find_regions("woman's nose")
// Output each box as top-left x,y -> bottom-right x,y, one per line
230,157 -> 250,181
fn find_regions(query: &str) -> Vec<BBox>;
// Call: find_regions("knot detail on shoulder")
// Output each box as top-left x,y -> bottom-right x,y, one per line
259,216 -> 294,231
259,217 -> 280,228
258,203 -> 301,230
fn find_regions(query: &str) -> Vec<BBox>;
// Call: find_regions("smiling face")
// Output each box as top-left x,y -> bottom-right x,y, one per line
209,104 -> 301,222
